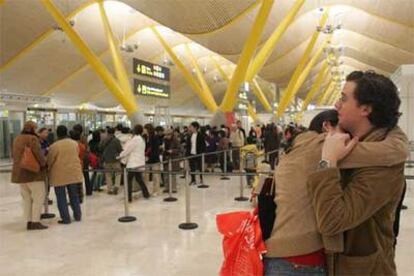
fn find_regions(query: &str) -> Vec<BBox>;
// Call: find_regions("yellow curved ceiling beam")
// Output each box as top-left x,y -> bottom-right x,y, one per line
277,8 -> 329,117
317,81 -> 335,106
41,0 -> 138,115
184,44 -> 218,108
41,25 -> 150,96
220,0 -> 274,112
300,61 -> 329,112
98,0 -> 135,103
151,27 -> 218,113
1,0 -> 260,73
0,0 -> 96,73
245,0 -> 306,81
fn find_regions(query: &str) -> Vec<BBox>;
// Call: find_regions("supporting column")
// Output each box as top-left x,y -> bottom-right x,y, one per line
219,0 -> 274,113
41,0 -> 140,123
98,0 -> 143,125
246,0 -> 305,81
210,57 -> 259,125
184,44 -> 218,110
317,81 -> 335,106
151,27 -> 218,113
277,8 -> 329,117
300,61 -> 329,112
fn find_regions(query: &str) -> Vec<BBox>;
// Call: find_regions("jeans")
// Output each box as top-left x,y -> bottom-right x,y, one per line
264,258 -> 326,276
55,184 -> 82,223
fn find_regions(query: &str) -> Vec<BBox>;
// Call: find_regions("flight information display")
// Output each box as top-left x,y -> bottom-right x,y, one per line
133,58 -> 170,81
133,79 -> 170,99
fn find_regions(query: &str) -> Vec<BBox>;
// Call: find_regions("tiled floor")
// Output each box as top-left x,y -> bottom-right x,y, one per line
0,168 -> 413,276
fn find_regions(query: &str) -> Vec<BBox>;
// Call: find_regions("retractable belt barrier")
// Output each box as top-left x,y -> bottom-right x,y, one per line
1,146 -> 413,230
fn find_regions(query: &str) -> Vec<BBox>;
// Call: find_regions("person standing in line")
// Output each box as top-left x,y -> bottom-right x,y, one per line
117,127 -> 132,186
11,121 -> 48,230
38,127 -> 53,204
144,124 -> 162,195
229,123 -> 244,170
70,129 -> 86,203
162,128 -> 181,193
47,125 -> 83,225
236,120 -> 246,142
263,124 -> 281,169
88,130 -> 103,192
186,121 -> 206,185
118,124 -> 150,202
100,127 -> 123,195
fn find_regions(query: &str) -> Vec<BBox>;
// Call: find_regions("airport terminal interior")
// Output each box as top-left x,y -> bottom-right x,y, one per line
0,0 -> 414,275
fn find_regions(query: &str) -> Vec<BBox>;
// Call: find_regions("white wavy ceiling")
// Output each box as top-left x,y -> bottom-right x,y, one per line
0,0 -> 413,112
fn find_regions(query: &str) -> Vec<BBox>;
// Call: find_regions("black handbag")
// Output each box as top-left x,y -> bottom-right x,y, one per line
257,177 -> 276,241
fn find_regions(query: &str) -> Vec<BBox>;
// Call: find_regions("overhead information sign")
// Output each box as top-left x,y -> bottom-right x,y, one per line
133,58 -> 170,81
133,79 -> 170,99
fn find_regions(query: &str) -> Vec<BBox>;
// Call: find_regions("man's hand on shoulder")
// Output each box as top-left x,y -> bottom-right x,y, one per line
321,129 -> 359,167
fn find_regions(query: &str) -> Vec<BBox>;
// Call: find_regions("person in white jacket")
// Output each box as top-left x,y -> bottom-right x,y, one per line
117,124 -> 150,202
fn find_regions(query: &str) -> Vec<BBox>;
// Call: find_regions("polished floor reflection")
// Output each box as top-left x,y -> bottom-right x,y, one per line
0,168 -> 413,276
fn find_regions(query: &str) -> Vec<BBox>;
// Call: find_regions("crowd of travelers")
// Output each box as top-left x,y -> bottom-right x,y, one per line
9,70 -> 410,276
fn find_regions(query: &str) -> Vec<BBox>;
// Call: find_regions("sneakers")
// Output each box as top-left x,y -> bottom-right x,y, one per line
27,222 -> 48,230
58,220 -> 71,225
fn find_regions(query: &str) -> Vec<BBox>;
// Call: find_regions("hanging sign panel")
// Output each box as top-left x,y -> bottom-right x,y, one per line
133,58 -> 170,81
133,79 -> 170,99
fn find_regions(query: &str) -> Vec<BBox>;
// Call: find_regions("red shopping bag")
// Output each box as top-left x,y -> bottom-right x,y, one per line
216,208 -> 266,276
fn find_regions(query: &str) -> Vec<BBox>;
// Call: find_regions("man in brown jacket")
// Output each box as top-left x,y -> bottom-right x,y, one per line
308,71 -> 407,275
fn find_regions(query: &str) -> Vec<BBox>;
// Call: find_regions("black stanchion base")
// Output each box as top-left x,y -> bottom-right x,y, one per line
220,176 -> 230,180
118,216 -> 137,223
178,222 -> 198,230
163,197 -> 178,202
41,213 -> 55,219
234,196 -> 249,201
197,184 -> 209,188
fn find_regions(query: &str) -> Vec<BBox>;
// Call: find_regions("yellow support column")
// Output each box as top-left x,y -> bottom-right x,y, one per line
184,44 -> 218,111
40,0 -> 139,117
277,8 -> 329,117
252,79 -> 272,112
327,86 -> 341,106
98,0 -> 136,104
220,0 -> 274,112
151,27 -> 218,113
210,57 -> 259,121
300,61 -> 329,112
246,0 -> 306,81
317,81 -> 335,106
247,104 -> 258,122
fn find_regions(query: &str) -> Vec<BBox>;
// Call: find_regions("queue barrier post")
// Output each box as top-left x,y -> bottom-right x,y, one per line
221,150 -> 230,180
235,148 -> 248,202
198,153 -> 209,188
118,167 -> 137,223
178,160 -> 198,230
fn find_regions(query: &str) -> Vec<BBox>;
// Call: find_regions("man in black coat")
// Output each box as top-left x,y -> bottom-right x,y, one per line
186,121 -> 206,184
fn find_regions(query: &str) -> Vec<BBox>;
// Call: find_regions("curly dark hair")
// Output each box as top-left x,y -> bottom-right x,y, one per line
346,71 -> 401,129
